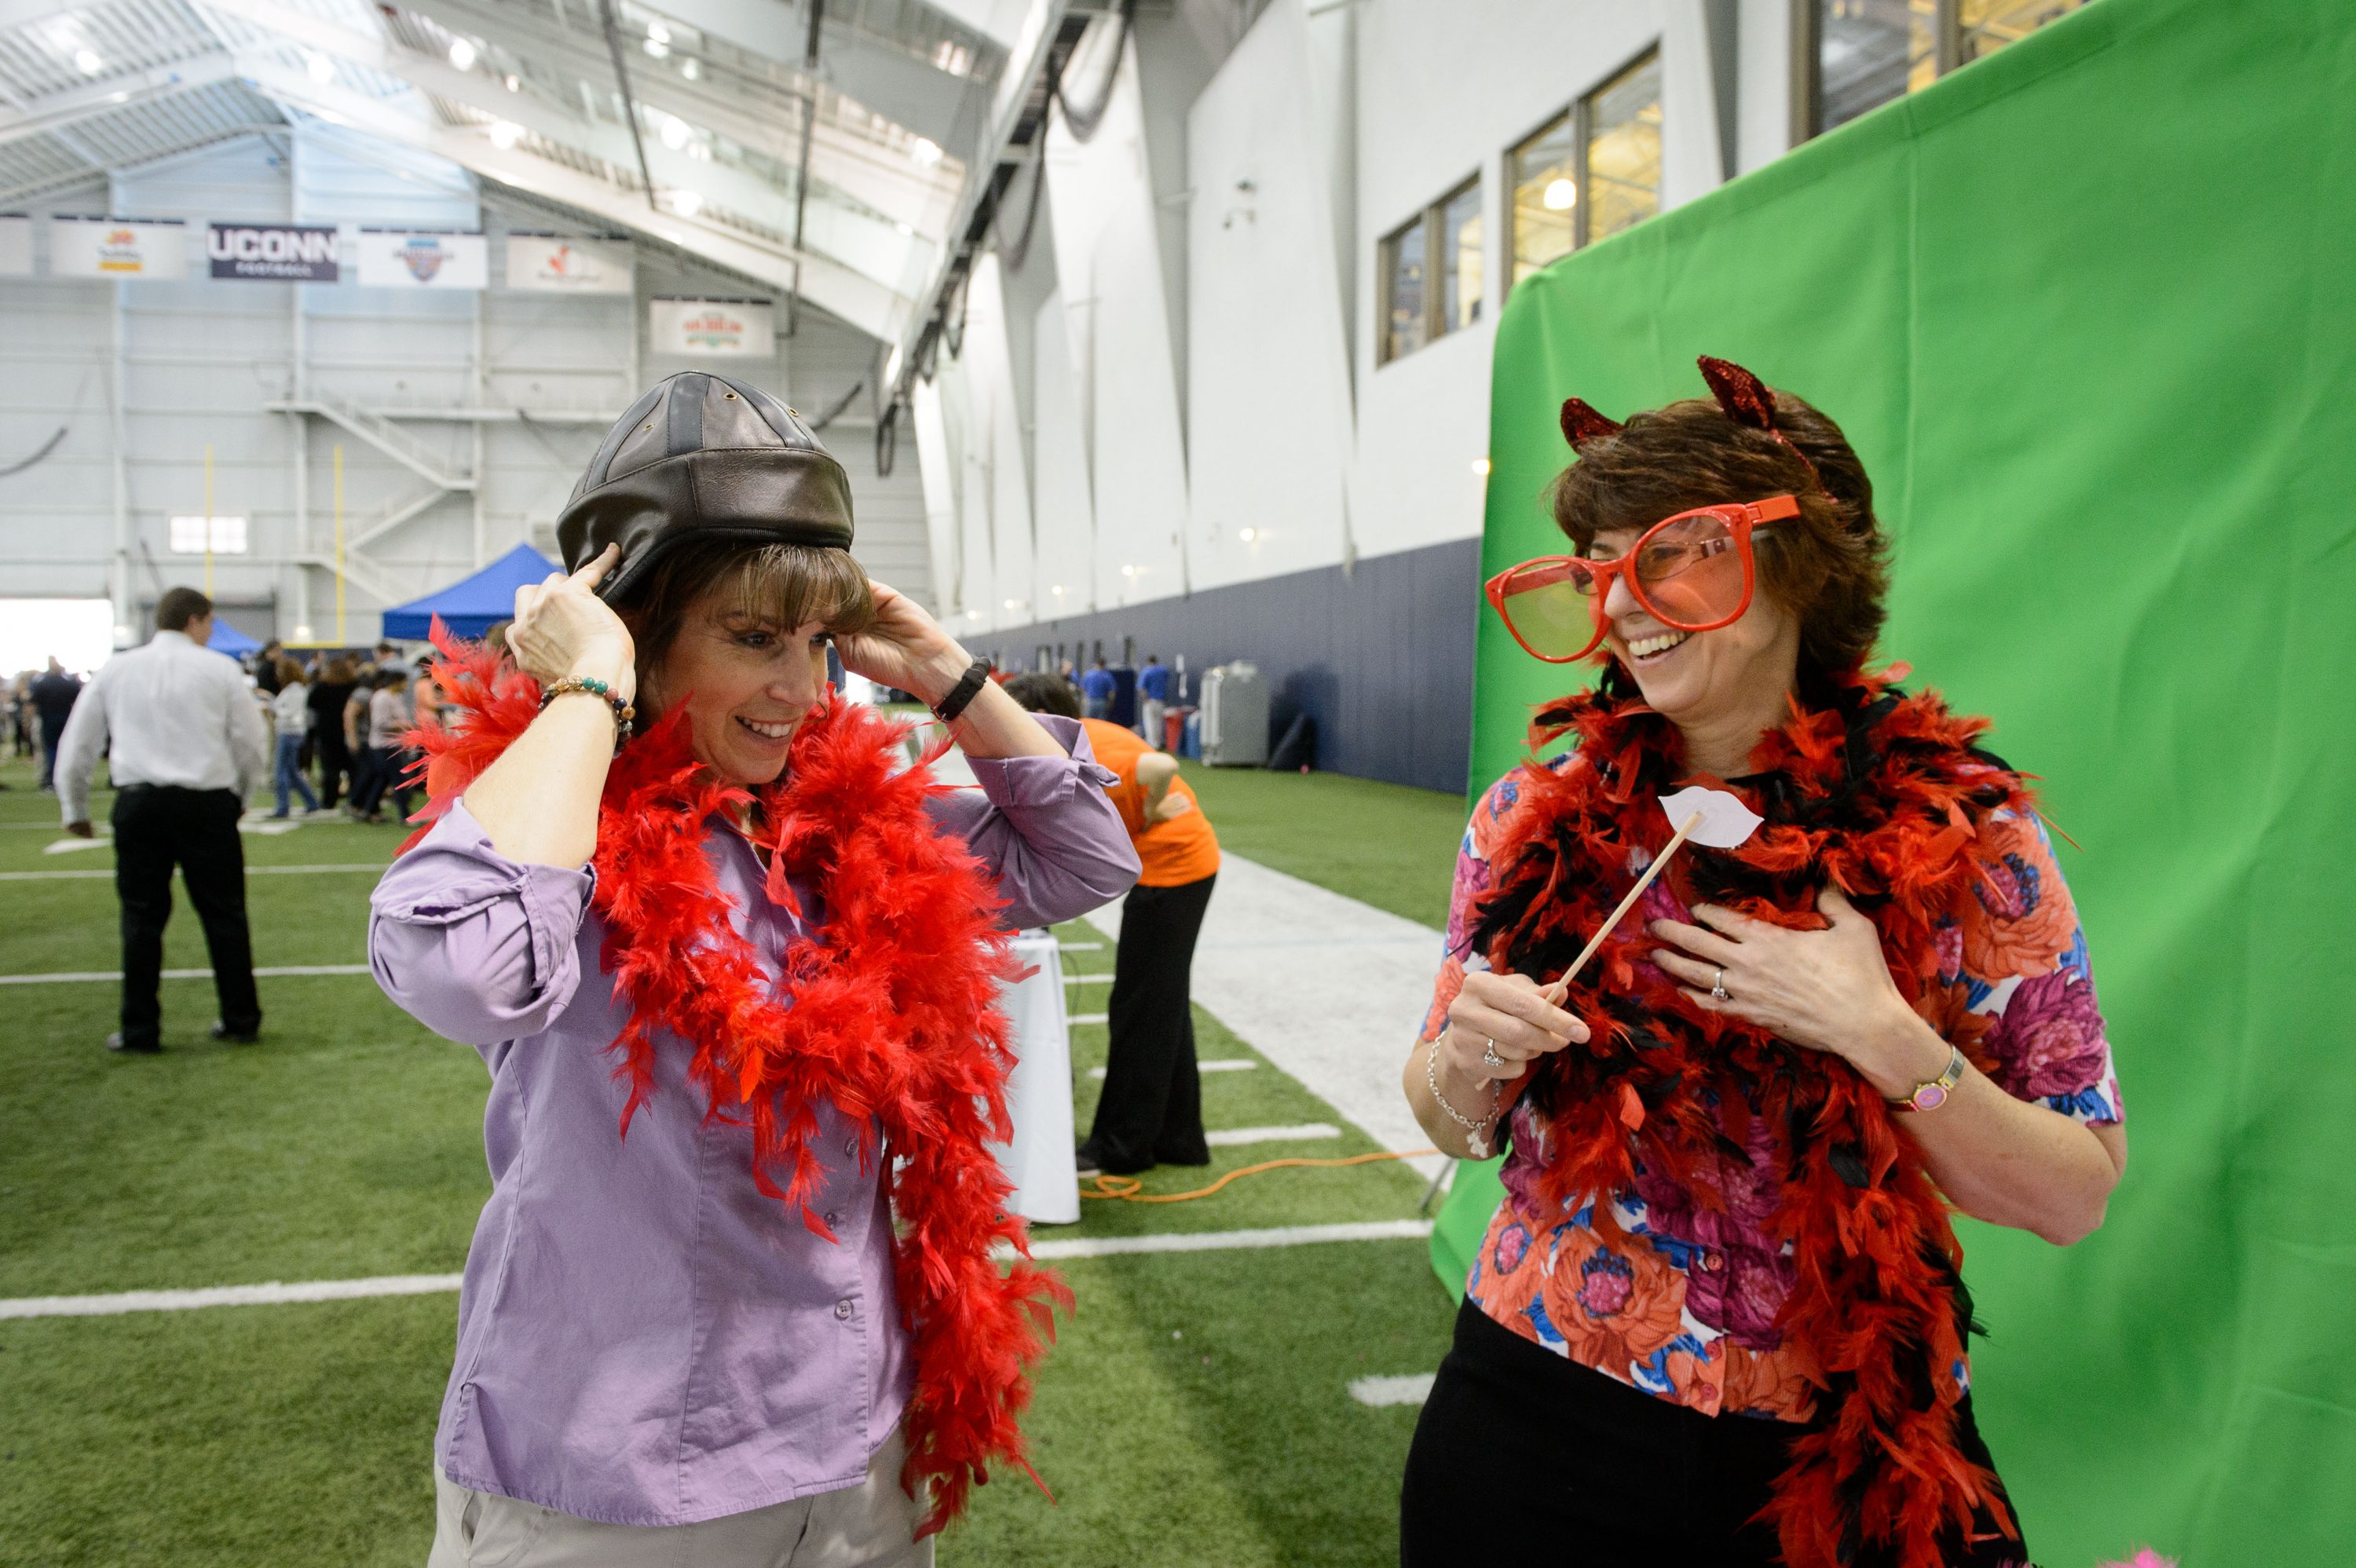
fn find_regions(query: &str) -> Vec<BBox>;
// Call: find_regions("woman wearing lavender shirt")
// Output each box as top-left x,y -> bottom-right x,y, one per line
371,375 -> 1136,1566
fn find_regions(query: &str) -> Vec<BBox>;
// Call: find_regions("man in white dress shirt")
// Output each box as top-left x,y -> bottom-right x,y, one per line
57,587 -> 273,1054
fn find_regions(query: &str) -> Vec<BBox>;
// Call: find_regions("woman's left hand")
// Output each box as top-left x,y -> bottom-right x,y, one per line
1648,885 -> 1941,1093
834,579 -> 973,705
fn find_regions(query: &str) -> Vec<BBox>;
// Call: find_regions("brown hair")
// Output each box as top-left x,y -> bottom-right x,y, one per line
274,656 -> 305,687
324,657 -> 356,684
1004,671 -> 1081,719
622,537 -> 877,682
155,586 -> 212,633
1549,389 -> 1890,675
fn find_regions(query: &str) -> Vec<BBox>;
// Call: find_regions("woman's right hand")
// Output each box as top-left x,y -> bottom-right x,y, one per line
1441,968 -> 1588,1086
508,545 -> 638,704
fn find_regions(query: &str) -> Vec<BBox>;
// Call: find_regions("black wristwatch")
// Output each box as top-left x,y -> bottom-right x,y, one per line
929,656 -> 993,724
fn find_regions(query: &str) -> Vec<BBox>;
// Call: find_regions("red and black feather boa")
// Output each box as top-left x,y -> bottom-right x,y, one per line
401,628 -> 1069,1536
1469,663 -> 2026,1568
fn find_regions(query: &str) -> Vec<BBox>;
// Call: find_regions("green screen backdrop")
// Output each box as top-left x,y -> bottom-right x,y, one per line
1430,1 -> 2356,1561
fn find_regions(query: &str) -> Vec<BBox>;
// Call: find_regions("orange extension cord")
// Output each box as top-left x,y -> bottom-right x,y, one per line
1078,1147 -> 1440,1204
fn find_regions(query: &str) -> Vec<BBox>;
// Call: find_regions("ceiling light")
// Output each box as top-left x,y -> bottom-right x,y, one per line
910,137 -> 942,168
1471,458 -> 1491,475
681,57 -> 701,80
1238,526 -> 1257,542
894,221 -> 913,237
306,51 -> 335,82
292,624 -> 313,641
503,73 -> 519,91
646,21 -> 670,43
488,119 -> 522,148
1003,598 -> 1021,610
643,35 -> 669,57
448,37 -> 477,70
1050,584 -> 1064,596
1120,564 -> 1136,578
73,46 -> 103,74
668,188 -> 703,217
657,112 -> 689,150
1542,177 -> 1576,211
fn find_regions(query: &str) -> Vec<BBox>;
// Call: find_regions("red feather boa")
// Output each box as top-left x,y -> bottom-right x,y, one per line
1470,667 -> 2025,1568
402,628 -> 1069,1535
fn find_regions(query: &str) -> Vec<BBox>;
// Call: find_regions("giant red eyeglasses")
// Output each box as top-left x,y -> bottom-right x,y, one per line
1483,495 -> 1798,663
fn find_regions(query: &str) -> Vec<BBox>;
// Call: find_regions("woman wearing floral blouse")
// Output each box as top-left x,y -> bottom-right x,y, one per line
1399,360 -> 2124,1568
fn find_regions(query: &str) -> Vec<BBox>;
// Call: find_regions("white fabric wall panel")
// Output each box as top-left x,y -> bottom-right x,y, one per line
1029,293 -> 1096,616
911,378 -> 961,624
960,254 -> 1039,625
1184,0 -> 1355,593
1043,35 -> 1190,613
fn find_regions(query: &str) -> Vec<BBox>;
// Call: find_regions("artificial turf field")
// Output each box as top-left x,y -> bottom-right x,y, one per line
0,751 -> 1474,1566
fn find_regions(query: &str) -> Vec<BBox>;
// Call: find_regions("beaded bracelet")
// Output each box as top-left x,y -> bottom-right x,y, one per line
541,675 -> 636,754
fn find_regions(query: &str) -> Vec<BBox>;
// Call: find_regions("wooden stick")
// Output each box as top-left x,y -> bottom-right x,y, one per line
1541,811 -> 1703,1003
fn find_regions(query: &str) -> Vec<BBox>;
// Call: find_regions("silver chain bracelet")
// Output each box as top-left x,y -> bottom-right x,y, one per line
1425,1036 -> 1501,1156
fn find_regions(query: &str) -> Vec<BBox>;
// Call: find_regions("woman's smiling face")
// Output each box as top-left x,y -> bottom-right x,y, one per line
1587,524 -> 1801,740
642,594 -> 835,785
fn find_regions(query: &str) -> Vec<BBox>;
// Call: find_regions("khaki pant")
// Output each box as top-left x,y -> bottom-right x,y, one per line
426,1429 -> 933,1568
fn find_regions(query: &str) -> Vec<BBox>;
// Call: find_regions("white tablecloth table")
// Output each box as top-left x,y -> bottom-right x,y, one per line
990,930 -> 1080,1225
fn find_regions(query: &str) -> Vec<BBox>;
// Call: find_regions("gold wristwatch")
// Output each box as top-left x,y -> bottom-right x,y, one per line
1890,1044 -> 1966,1113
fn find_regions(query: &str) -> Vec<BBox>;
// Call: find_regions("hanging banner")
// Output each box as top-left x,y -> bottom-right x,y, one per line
505,232 -> 633,294
207,221 -> 339,282
355,228 -> 488,290
49,217 -> 188,280
0,214 -> 29,276
649,296 -> 775,357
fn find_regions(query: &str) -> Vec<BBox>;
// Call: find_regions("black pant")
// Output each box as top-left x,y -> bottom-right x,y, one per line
1087,873 -> 1216,1173
111,785 -> 260,1047
315,736 -> 353,810
37,716 -> 66,788
350,745 -> 416,819
1401,1300 -> 2025,1567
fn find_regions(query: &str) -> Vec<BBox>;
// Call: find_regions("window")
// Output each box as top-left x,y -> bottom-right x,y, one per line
169,515 -> 247,554
1810,0 -> 2090,135
1506,49 -> 1663,296
1379,174 -> 1484,364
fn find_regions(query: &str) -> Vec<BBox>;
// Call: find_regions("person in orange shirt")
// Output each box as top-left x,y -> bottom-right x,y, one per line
1006,673 -> 1220,1177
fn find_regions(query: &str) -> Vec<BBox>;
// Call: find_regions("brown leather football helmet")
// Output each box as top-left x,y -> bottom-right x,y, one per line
555,371 -> 854,605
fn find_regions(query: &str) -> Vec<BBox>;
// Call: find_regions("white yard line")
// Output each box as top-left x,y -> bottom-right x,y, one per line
0,864 -> 386,882
1087,1058 -> 1257,1080
0,963 -> 371,986
1081,853 -> 1448,1178
1063,972 -> 1112,986
1070,1012 -> 1107,1025
1057,941 -> 1103,952
1347,1372 -> 1436,1408
0,1222 -> 1434,1319
1203,1123 -> 1341,1147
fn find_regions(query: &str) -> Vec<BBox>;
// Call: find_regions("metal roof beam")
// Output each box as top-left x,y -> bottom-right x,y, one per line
236,60 -> 909,339
398,0 -> 957,234
0,55 -> 239,148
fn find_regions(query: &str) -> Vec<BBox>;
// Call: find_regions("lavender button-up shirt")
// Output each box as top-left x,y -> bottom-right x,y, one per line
369,717 -> 1136,1526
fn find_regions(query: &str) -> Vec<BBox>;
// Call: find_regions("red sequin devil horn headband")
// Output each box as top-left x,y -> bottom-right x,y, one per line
1559,397 -> 1625,452
1695,354 -> 1827,493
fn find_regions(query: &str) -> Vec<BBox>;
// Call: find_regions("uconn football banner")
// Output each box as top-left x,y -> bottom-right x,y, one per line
649,296 -> 775,357
356,228 -> 487,290
208,222 -> 339,281
505,232 -> 633,294
51,217 -> 188,279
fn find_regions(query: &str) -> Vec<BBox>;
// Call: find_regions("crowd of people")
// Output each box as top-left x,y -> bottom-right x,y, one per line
16,632 -> 451,825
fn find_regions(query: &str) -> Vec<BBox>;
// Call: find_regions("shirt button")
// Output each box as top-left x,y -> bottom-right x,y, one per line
1699,1252 -> 1724,1274
825,1211 -> 840,1230
844,1135 -> 858,1158
834,1298 -> 854,1321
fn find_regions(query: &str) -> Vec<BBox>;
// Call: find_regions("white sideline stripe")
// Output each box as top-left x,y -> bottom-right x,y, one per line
2,1222 -> 1436,1318
42,835 -> 110,854
0,963 -> 371,985
1203,1123 -> 1341,1147
1070,1012 -> 1107,1025
1018,1219 -> 1432,1261
0,864 -> 385,882
1348,1373 -> 1436,1408
1062,971 -> 1111,986
1088,1058 -> 1256,1080
0,1273 -> 465,1319
1057,941 -> 1103,952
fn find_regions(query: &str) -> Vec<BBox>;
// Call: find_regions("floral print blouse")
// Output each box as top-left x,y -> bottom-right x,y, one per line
1423,758 -> 2124,1422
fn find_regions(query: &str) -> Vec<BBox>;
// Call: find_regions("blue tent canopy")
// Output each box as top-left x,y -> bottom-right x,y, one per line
380,543 -> 561,641
206,619 -> 262,658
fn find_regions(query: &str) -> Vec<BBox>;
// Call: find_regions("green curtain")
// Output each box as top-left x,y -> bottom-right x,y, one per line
1434,1 -> 2356,1561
